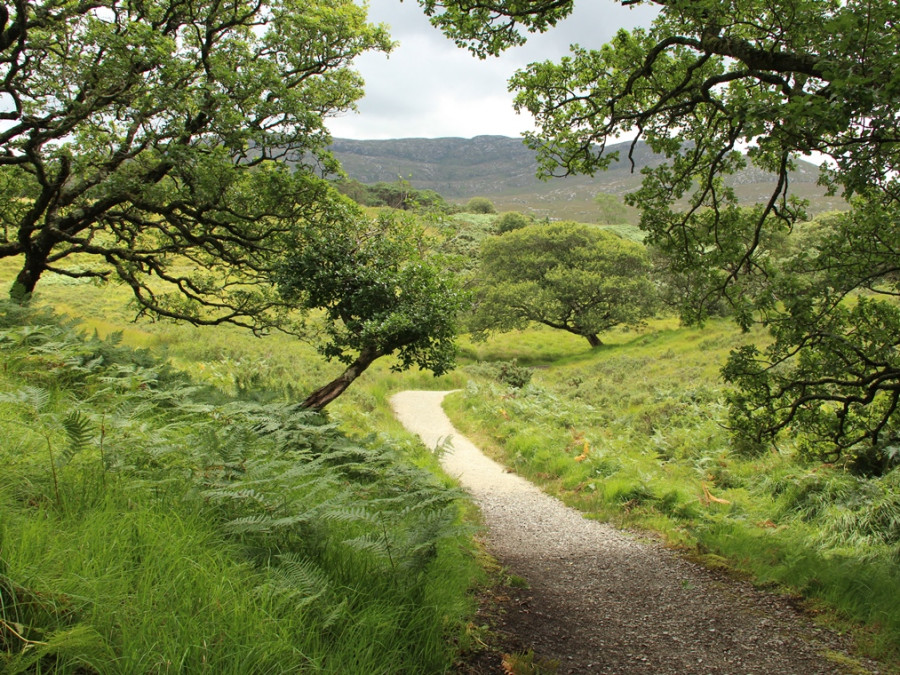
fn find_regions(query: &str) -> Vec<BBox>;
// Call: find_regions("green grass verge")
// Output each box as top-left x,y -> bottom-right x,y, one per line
444,319 -> 900,669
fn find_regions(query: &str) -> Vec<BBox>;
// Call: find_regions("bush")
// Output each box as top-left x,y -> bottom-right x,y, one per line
333,179 -> 451,212
495,211 -> 532,233
466,359 -> 533,388
465,197 -> 496,214
497,360 -> 534,388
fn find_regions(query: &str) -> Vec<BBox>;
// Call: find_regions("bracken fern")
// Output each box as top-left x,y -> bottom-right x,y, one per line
0,301 -> 477,673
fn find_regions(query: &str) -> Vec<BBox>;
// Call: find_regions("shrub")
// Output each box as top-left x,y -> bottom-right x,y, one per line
495,211 -> 532,233
464,359 -> 533,388
497,360 -> 534,388
465,197 -> 496,214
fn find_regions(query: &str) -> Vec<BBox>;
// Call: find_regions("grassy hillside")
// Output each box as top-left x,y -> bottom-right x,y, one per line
3,209 -> 898,671
0,270 -> 481,673
448,320 -> 900,668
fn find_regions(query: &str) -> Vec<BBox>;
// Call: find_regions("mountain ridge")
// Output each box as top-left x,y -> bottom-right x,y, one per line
329,135 -> 842,221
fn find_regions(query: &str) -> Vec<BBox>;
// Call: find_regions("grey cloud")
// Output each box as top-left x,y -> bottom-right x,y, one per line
329,0 -> 657,139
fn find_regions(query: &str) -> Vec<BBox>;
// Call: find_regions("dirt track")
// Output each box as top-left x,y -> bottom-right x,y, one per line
390,390 -> 878,675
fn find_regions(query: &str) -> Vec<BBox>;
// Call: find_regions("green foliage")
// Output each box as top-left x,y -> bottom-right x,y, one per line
722,207 -> 900,474
334,178 -> 451,212
593,193 -> 633,225
0,0 -> 391,329
465,196 -> 497,214
725,296 -> 900,473
436,213 -> 499,275
496,360 -> 534,389
466,359 -> 534,389
417,0 -> 572,57
0,303 -> 478,672
495,211 -> 533,233
470,221 -> 657,347
277,209 -> 470,408
428,0 -> 900,472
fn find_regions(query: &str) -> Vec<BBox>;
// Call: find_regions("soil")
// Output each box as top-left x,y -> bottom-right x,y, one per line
390,390 -> 884,675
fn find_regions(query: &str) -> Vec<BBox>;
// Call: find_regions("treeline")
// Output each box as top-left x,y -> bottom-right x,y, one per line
332,178 -> 506,215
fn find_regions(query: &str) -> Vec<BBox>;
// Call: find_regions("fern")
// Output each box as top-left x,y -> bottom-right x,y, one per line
269,553 -> 331,601
319,505 -> 376,525
399,515 -> 462,567
60,411 -> 93,466
343,533 -> 392,561
2,624 -> 114,675
0,386 -> 51,415
202,487 -> 268,503
223,513 -> 311,535
399,489 -> 461,515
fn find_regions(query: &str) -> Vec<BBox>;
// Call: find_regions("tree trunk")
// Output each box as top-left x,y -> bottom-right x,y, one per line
301,347 -> 382,411
586,334 -> 603,348
10,254 -> 47,303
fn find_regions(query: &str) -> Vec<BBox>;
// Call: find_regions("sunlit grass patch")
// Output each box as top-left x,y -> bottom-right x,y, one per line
458,324 -> 590,365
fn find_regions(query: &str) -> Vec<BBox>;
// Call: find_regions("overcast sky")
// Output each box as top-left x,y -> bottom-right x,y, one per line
327,0 -> 658,140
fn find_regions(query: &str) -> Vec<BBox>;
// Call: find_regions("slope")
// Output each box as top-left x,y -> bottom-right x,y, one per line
330,136 -> 844,221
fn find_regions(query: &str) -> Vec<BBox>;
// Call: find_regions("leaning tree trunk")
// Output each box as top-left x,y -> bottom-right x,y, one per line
586,334 -> 603,348
10,255 -> 47,303
301,347 -> 382,411
10,231 -> 57,303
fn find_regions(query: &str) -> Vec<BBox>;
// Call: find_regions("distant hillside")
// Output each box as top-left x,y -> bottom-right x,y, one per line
329,136 -> 844,222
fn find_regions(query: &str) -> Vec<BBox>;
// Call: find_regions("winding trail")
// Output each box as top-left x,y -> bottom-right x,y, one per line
390,390 -> 876,675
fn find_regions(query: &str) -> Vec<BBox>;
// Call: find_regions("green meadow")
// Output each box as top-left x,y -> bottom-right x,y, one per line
449,319 -> 900,667
2,240 -> 899,671
0,267 -> 478,673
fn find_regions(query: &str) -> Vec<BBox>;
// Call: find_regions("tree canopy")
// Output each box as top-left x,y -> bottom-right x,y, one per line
277,209 -> 468,409
0,0 -> 391,332
333,178 -> 451,212
465,197 -> 496,214
470,222 -> 656,347
424,0 -> 900,473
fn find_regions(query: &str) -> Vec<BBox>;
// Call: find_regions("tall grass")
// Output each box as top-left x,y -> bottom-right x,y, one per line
0,301 -> 481,673
445,319 -> 900,667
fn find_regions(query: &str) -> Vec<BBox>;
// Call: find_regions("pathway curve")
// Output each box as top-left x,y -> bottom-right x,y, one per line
390,390 -> 877,675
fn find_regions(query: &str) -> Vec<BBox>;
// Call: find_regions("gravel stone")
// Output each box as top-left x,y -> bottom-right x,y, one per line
391,390 -> 880,675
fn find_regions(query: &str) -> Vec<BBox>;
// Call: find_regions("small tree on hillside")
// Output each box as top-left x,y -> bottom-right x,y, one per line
277,210 -> 468,409
470,222 -> 656,347
466,197 -> 496,214
495,211 -> 532,233
594,193 -> 633,225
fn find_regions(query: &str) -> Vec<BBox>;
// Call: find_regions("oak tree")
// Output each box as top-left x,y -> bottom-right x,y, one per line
465,197 -> 496,214
423,0 -> 900,473
495,211 -> 532,233
0,0 -> 391,332
470,221 -> 656,348
594,193 -> 633,226
277,209 -> 468,409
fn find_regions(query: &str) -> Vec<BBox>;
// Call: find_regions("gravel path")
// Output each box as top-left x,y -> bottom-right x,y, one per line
390,390 -> 878,675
